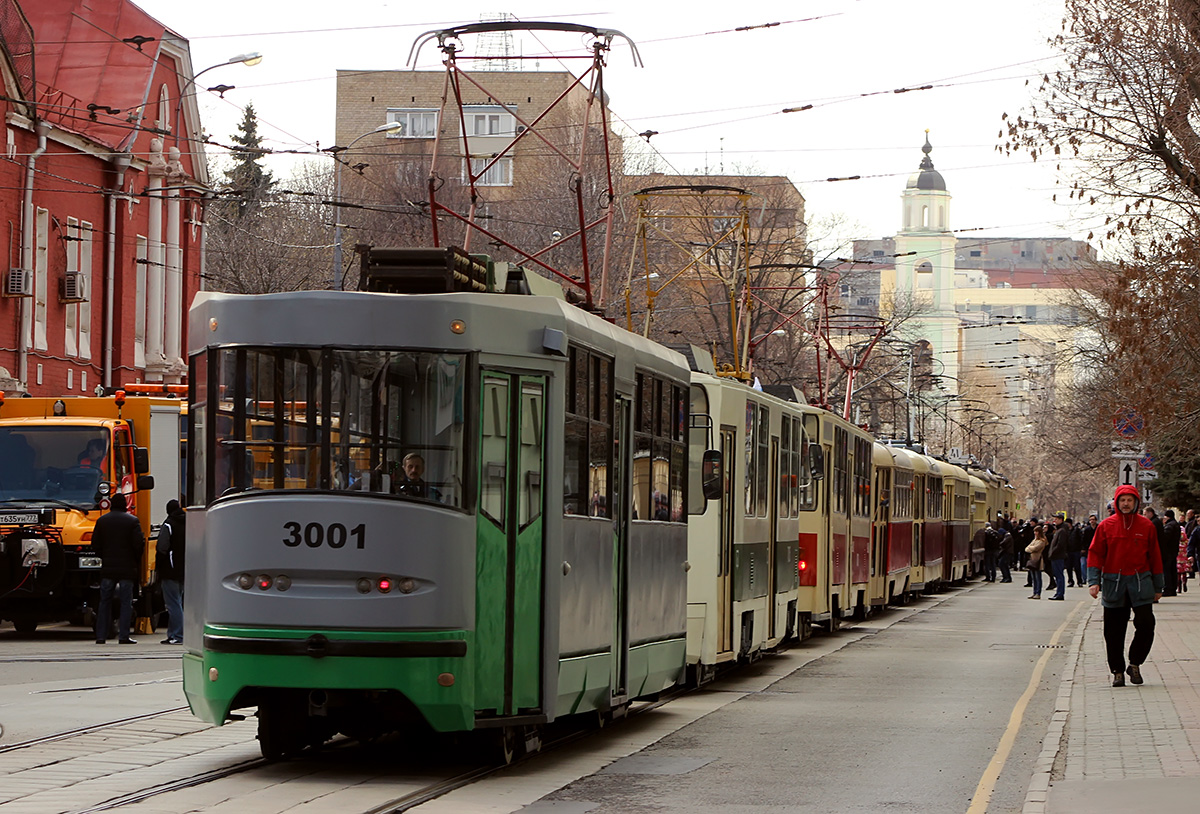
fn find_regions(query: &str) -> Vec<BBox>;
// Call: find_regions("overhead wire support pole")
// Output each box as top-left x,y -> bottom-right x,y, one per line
409,22 -> 641,310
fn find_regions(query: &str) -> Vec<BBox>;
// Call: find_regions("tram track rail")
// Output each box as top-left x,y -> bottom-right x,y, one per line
0,705 -> 189,754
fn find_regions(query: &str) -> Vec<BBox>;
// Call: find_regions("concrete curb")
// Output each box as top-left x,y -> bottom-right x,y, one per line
1022,600 -> 1094,814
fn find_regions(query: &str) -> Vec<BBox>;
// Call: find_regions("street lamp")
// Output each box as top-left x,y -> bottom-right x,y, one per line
174,52 -> 263,146
330,121 -> 405,289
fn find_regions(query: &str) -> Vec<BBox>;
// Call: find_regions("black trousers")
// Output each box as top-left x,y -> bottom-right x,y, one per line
1103,598 -> 1156,674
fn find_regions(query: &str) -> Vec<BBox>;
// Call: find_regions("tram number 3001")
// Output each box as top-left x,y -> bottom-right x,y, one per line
283,522 -> 366,549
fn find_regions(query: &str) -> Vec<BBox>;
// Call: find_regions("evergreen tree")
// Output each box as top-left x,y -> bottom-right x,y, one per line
224,102 -> 274,217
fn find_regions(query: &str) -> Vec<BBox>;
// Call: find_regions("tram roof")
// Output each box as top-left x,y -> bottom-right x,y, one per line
189,291 -> 690,378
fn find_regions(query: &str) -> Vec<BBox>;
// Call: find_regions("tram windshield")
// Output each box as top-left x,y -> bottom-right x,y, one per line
0,427 -> 111,506
191,348 -> 467,507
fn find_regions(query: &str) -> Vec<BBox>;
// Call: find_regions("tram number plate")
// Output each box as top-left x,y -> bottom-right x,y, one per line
283,521 -> 365,549
0,513 -> 41,525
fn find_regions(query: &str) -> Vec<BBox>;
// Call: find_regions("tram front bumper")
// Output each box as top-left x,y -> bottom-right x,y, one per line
182,625 -> 474,732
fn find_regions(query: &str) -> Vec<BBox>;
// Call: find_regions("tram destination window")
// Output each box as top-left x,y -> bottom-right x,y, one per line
197,347 -> 466,507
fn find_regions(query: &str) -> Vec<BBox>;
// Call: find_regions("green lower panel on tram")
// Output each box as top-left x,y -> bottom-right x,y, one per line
184,625 -> 474,732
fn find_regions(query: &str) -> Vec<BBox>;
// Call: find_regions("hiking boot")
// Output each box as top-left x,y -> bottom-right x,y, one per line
1112,671 -> 1125,687
1127,664 -> 1143,685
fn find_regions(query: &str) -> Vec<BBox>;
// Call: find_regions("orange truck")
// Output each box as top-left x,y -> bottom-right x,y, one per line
0,391 -> 184,633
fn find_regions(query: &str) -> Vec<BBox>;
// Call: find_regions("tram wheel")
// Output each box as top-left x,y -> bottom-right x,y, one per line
257,700 -> 305,761
492,725 -> 522,765
11,617 -> 37,634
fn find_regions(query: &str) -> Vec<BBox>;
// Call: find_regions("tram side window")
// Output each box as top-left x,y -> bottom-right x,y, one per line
894,470 -> 913,519
564,347 -> 612,518
188,353 -> 207,506
633,370 -> 687,522
928,476 -> 943,519
798,415 -> 817,512
955,488 -> 970,521
744,400 -> 756,517
756,406 -> 769,517
853,436 -> 871,518
779,418 -> 791,518
833,427 -> 848,514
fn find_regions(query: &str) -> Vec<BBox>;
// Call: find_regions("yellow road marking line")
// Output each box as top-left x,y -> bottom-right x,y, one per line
965,601 -> 1083,814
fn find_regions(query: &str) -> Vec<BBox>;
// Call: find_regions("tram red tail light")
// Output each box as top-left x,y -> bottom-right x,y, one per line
377,578 -> 392,593
257,575 -> 274,590
798,560 -> 808,572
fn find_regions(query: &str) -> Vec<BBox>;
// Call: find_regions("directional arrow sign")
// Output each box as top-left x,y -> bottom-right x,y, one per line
1118,460 -> 1138,486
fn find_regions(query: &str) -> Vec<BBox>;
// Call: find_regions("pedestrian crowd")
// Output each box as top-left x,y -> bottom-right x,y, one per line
981,485 -> 1196,688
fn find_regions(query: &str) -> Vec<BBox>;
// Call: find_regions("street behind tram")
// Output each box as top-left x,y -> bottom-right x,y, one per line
7,582 -> 1198,813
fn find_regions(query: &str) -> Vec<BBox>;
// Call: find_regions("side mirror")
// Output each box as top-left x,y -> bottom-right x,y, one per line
701,450 -> 723,501
808,443 -> 825,481
137,474 -> 155,491
133,447 -> 151,474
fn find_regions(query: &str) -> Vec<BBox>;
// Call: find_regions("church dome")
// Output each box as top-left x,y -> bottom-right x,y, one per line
906,134 -> 946,191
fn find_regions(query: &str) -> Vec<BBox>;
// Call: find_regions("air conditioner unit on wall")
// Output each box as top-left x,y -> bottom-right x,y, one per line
4,268 -> 32,297
60,271 -> 86,303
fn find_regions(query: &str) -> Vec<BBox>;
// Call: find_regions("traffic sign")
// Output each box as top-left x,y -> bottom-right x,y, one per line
1111,441 -> 1144,458
1113,410 -> 1144,439
1138,469 -> 1157,481
1117,459 -> 1139,486
1139,453 -> 1154,469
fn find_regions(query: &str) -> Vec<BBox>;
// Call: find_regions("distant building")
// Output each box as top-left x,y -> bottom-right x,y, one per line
834,135 -> 1095,451
0,0 -> 208,395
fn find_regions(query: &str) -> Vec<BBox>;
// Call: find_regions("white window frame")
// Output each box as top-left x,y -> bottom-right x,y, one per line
78,220 -> 93,360
385,108 -> 439,139
65,218 -> 78,358
464,105 -> 516,137
34,207 -> 48,351
467,156 -> 513,187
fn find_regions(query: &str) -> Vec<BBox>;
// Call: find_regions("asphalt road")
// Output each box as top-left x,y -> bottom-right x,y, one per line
0,582 -> 1078,813
528,582 -> 1078,814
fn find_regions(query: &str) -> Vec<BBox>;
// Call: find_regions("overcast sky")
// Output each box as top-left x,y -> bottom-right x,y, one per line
136,0 -> 1089,249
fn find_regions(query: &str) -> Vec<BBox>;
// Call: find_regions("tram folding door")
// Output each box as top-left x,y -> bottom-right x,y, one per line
478,372 -> 546,715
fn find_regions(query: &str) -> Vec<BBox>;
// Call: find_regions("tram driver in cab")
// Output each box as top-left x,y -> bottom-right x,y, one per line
395,452 -> 440,501
351,452 -> 440,502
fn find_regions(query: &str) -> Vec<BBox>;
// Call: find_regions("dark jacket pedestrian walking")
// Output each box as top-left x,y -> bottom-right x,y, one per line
92,493 -> 144,644
1160,510 -> 1181,597
1088,484 -> 1164,687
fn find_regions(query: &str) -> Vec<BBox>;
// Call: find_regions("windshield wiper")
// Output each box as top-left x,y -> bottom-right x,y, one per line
0,497 -> 91,516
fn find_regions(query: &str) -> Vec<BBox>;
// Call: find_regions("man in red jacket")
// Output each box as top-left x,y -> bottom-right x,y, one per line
1087,484 -> 1164,687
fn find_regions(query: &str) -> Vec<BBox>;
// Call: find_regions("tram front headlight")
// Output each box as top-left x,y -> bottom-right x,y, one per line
275,575 -> 292,592
237,573 -> 254,590
356,578 -> 373,594
398,577 -> 417,594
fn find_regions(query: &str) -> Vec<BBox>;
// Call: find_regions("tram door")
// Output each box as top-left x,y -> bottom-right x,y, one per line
718,427 -> 736,653
478,372 -> 546,715
611,396 -> 632,700
768,437 -> 780,639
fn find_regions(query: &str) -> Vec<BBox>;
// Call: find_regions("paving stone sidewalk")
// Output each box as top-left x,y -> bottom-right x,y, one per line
1029,587 -> 1200,813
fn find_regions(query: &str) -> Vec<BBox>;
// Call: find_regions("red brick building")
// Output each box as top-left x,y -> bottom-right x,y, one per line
1,0 -> 206,395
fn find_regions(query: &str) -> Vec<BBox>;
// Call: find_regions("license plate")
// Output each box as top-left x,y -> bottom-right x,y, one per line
0,513 -> 40,525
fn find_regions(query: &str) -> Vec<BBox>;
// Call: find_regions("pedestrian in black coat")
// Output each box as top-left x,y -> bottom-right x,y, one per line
93,493 -> 144,644
1159,509 -> 1180,597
